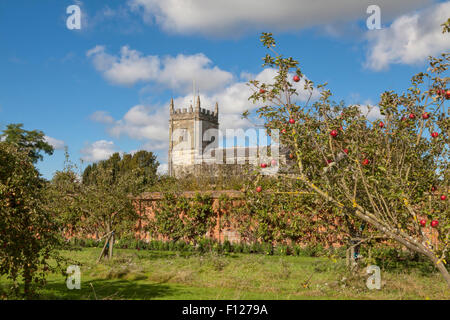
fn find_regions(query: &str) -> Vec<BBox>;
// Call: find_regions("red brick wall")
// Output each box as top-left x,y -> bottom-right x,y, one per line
133,190 -> 244,243
132,190 -> 347,246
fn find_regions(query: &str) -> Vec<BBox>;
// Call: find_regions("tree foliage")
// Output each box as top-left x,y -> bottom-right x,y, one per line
0,124 -> 54,163
148,193 -> 216,244
82,150 -> 159,188
0,142 -> 63,298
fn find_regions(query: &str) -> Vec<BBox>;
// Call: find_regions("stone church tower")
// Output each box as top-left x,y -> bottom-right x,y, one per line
168,96 -> 290,178
168,96 -> 219,177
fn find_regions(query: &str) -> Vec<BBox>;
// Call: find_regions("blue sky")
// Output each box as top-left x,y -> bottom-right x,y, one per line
0,0 -> 449,179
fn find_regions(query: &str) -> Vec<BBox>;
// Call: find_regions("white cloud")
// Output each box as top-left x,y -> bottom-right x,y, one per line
80,140 -> 118,162
87,45 -> 160,86
365,2 -> 450,70
90,111 -> 115,124
108,105 -> 169,144
357,104 -> 384,121
128,0 -> 431,37
44,136 -> 65,150
87,46 -> 233,93
157,163 -> 168,174
158,54 -> 233,94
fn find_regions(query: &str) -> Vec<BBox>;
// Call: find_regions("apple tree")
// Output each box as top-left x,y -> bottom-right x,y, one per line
0,142 -> 64,298
246,32 -> 449,287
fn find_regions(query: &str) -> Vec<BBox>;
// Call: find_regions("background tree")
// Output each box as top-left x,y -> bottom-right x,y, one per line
0,124 -> 53,163
246,32 -> 449,286
82,150 -> 159,188
51,151 -> 159,261
45,148 -> 84,239
81,164 -> 140,261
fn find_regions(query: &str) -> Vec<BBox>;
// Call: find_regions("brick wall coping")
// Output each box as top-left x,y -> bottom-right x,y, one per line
133,190 -> 244,200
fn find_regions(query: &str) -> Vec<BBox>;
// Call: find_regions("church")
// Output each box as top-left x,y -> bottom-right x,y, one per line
168,96 -> 289,178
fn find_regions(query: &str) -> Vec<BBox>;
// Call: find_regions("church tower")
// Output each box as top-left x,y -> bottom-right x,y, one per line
168,96 -> 219,177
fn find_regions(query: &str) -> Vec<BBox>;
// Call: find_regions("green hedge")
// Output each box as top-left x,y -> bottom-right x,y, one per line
67,236 -> 347,257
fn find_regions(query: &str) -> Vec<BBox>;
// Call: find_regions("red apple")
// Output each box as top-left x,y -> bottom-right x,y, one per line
256,186 -> 262,193
420,220 -> 426,227
431,220 -> 439,228
271,159 -> 277,166
409,113 -> 415,120
289,118 -> 295,124
379,122 -> 384,128
326,159 -> 333,164
293,75 -> 300,82
446,90 -> 450,100
441,195 -> 447,201
259,88 -> 266,94
431,186 -> 437,192
281,129 -> 287,134
330,130 -> 338,137
343,148 -> 349,154
289,153 -> 294,159
431,132 -> 439,138
422,113 -> 429,120
260,163 -> 267,168
362,158 -> 370,166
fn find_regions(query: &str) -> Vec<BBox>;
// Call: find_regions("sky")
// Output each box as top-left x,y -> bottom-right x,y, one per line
0,0 -> 449,179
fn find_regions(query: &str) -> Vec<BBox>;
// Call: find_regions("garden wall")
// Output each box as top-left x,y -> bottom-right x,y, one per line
132,190 -> 347,247
133,190 -> 243,243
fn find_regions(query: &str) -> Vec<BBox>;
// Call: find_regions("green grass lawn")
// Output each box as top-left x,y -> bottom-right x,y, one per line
1,248 -> 449,300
